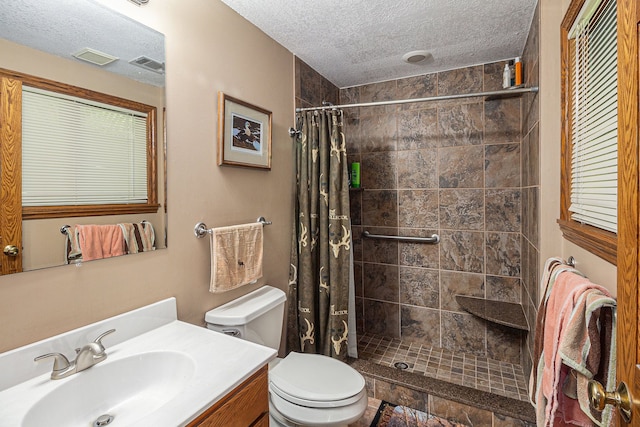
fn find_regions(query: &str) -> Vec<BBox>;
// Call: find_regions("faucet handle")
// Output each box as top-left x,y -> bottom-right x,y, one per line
34,352 -> 71,372
93,329 -> 116,351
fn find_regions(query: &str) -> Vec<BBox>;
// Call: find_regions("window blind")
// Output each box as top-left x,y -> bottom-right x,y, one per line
568,0 -> 617,233
21,86 -> 148,206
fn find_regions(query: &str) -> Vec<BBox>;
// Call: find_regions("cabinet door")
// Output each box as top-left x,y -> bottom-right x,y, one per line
188,365 -> 269,427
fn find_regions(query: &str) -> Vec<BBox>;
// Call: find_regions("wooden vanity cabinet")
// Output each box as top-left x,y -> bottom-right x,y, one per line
187,365 -> 269,427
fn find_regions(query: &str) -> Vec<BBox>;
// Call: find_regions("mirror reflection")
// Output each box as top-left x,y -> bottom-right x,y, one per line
0,0 -> 166,275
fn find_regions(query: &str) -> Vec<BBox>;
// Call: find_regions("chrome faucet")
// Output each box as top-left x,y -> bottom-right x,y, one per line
34,329 -> 115,380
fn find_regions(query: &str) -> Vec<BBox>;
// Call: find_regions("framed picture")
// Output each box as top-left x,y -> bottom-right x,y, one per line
217,92 -> 272,170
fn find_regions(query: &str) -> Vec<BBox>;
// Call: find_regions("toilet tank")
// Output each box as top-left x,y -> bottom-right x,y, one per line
204,285 -> 286,350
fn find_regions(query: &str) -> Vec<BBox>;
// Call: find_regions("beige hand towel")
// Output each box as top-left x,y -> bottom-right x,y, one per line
209,222 -> 263,293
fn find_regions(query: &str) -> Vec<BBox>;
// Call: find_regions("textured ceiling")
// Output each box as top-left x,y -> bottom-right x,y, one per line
219,0 -> 537,88
0,0 -> 165,87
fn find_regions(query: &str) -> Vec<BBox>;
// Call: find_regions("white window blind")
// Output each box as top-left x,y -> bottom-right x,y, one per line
21,86 -> 148,206
569,0 -> 617,233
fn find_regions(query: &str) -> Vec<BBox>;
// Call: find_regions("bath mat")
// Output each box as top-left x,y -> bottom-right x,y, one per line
369,400 -> 467,427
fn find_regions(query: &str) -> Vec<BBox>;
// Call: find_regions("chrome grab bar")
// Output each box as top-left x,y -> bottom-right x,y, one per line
362,230 -> 440,244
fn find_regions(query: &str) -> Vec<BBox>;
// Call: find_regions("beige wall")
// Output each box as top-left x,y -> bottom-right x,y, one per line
0,0 -> 294,353
539,0 -> 617,295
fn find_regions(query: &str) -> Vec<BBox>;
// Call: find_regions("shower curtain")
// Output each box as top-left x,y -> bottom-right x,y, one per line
287,109 -> 354,361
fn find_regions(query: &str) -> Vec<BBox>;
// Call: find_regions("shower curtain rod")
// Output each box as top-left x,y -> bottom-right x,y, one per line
294,86 -> 539,113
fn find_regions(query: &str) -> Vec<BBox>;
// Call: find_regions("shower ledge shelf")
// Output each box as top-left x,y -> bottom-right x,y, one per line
455,295 -> 529,331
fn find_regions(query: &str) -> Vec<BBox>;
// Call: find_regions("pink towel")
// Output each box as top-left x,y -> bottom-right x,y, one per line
537,269 -> 615,426
76,224 -> 126,261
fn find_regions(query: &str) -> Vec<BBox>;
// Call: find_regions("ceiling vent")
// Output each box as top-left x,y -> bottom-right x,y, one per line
72,48 -> 119,66
129,56 -> 165,74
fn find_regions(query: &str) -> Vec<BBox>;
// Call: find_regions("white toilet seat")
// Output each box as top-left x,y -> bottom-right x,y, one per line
270,382 -> 365,408
268,352 -> 367,426
269,387 -> 368,427
269,352 -> 365,406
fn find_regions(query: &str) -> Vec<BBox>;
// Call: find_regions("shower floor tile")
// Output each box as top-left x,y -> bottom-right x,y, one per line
357,333 -> 530,402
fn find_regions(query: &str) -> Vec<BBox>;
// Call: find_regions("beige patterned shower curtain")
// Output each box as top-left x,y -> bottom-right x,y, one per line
287,110 -> 352,360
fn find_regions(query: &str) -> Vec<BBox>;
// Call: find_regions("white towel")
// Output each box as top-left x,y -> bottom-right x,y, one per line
209,223 -> 263,293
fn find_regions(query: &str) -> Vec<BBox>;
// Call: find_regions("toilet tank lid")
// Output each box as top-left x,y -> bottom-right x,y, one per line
205,285 -> 286,326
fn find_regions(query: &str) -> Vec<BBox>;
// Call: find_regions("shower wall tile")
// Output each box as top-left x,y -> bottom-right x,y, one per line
484,61 -> 510,92
295,57 -> 339,108
349,189 -> 362,225
397,149 -> 438,189
486,324 -> 522,364
362,227 -> 398,265
441,311 -> 486,356
296,59 -> 323,107
362,151 -> 397,189
440,230 -> 485,274
437,65 -> 483,98
398,108 -> 439,150
485,143 -> 521,188
352,225 -> 363,262
485,98 -> 521,144
438,103 -> 483,147
340,86 -> 360,121
344,116 -> 361,155
485,189 -> 521,232
359,114 -> 397,152
523,67 -> 540,131
364,299 -> 400,338
359,80 -> 397,117
397,74 -> 437,106
354,262 -> 363,298
400,266 -> 440,308
362,190 -> 397,227
400,305 -> 441,347
439,145 -> 484,188
527,187 -> 539,246
364,263 -> 399,302
486,275 -> 521,304
526,123 -> 540,186
440,271 -> 485,312
439,189 -> 484,231
399,230 -> 440,269
355,297 -> 364,333
485,232 -> 521,277
398,190 -> 439,228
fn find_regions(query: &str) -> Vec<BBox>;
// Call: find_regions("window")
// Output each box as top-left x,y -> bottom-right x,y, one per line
0,68 -> 159,219
22,86 -> 149,206
560,0 -> 618,264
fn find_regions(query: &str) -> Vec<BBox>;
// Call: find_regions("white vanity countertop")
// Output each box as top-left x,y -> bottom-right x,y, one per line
0,298 -> 276,427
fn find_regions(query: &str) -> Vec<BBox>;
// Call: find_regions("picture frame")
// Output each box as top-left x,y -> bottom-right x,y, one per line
217,92 -> 272,170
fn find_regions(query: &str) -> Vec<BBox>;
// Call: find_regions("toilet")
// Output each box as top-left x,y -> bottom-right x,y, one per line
205,285 -> 368,427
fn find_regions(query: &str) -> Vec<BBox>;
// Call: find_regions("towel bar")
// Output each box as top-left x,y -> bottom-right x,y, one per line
194,217 -> 272,239
61,220 -> 152,236
362,230 -> 439,244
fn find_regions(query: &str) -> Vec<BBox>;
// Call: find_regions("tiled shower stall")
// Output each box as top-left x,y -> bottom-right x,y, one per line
294,4 -> 539,418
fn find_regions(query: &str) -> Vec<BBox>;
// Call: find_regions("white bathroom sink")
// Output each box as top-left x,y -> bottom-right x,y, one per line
22,351 -> 195,427
0,298 -> 277,427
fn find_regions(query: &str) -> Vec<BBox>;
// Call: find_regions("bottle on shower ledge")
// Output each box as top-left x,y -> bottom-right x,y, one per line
350,162 -> 361,188
502,63 -> 511,89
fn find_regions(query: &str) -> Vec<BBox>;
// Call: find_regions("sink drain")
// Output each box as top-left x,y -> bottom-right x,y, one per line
94,414 -> 114,427
394,361 -> 409,370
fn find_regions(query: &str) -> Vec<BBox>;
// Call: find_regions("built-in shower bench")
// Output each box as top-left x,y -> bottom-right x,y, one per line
455,295 -> 529,331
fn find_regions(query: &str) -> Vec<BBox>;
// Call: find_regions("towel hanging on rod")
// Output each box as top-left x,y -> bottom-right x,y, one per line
194,216 -> 272,238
